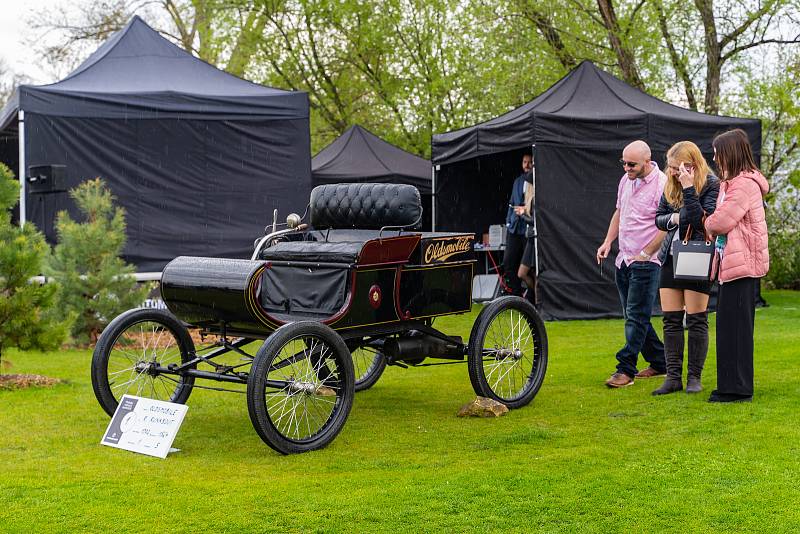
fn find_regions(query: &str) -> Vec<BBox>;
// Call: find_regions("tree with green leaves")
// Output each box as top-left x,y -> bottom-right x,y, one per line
46,179 -> 149,345
0,164 -> 70,371
29,0 -> 273,80
733,52 -> 800,288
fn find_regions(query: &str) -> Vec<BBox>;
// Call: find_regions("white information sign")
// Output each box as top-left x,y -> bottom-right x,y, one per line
101,395 -> 189,459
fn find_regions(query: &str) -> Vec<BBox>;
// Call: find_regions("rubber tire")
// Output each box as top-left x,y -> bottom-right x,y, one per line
91,308 -> 196,417
247,321 -> 355,454
467,296 -> 548,409
352,346 -> 387,392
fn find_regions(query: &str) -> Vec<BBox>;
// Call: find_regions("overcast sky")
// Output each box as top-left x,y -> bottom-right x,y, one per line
1,0 -> 59,84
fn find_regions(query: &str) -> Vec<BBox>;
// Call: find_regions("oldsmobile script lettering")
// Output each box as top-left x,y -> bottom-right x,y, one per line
424,237 -> 472,263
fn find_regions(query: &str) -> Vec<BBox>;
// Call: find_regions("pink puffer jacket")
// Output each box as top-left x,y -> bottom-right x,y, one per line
705,170 -> 769,282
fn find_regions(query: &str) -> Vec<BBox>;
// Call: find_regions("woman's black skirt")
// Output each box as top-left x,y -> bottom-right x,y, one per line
521,237 -> 536,267
659,254 -> 714,294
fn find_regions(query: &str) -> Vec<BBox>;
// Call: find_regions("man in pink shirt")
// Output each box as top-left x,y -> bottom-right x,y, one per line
596,140 -> 667,388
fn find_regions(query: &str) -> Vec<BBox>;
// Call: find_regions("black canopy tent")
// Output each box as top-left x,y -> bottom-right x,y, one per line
0,16 -> 311,272
432,61 -> 761,320
312,125 -> 432,229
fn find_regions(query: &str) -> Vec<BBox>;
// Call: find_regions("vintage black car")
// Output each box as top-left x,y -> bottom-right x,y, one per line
91,183 -> 548,454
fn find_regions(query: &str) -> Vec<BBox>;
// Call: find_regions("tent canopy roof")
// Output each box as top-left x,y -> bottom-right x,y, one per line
0,15 -> 306,129
312,125 -> 431,193
432,60 -> 760,165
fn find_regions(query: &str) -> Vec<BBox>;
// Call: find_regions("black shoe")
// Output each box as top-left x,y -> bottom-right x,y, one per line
685,376 -> 703,394
652,378 -> 683,396
708,390 -> 752,403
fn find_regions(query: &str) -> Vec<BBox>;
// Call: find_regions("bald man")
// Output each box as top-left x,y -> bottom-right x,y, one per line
597,140 -> 667,388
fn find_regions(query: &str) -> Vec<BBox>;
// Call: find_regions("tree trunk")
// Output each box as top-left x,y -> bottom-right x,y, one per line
227,6 -> 270,77
704,57 -> 721,114
522,6 -> 577,70
693,0 -> 721,113
596,0 -> 646,90
653,0 -> 698,110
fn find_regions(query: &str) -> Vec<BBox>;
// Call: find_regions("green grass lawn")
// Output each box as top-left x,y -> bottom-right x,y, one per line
1,290 -> 799,532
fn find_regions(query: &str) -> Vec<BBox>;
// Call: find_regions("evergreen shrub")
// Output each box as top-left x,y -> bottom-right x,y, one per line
46,178 -> 149,344
0,163 -> 70,368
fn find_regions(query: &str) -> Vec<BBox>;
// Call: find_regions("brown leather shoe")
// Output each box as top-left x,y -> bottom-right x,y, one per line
635,367 -> 666,379
605,373 -> 634,388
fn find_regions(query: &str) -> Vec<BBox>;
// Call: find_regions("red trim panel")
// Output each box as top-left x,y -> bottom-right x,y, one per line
358,234 -> 421,265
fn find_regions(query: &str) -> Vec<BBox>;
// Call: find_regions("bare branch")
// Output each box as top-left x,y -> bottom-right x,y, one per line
653,0 -> 698,110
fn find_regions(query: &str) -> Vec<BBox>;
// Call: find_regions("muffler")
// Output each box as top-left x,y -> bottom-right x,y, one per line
382,332 -> 464,365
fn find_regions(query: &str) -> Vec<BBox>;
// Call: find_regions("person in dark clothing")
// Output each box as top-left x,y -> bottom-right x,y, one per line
504,153 -> 533,295
653,141 -> 719,396
515,169 -> 537,305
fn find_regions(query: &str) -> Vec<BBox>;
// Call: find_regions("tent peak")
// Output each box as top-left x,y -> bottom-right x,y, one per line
16,14 -> 303,101
63,15 -> 187,81
312,124 -> 431,193
432,60 -> 759,165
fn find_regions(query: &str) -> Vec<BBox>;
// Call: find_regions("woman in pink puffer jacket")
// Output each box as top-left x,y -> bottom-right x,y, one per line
704,129 -> 769,403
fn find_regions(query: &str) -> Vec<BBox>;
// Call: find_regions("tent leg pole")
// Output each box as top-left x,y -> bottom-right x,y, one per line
18,110 -> 26,227
532,143 -> 540,309
531,144 -> 538,278
431,165 -> 436,231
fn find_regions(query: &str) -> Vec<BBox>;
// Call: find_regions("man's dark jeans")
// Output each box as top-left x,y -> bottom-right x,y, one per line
614,261 -> 666,378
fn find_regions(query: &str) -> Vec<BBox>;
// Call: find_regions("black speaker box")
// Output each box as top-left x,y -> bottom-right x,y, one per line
27,164 -> 67,194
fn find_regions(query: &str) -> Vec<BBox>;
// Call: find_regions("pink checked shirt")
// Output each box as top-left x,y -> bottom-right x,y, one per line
615,162 -> 667,267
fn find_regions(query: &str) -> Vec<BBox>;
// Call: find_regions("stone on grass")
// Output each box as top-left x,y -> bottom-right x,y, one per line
315,386 -> 337,397
457,396 -> 508,417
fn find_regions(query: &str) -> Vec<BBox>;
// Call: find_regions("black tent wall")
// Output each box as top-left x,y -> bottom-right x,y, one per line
0,16 -> 313,272
434,148 -> 530,241
0,131 -> 20,224
24,113 -> 310,270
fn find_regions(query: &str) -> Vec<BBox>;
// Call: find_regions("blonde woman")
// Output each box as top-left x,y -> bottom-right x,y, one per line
652,141 -> 719,395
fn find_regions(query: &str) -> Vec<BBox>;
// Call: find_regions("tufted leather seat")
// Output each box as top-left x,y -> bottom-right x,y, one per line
310,183 -> 422,230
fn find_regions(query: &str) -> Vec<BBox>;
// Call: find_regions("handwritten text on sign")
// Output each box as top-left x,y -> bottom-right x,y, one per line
101,395 -> 188,459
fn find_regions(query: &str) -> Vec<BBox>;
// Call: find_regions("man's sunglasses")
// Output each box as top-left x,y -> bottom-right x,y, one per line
619,159 -> 639,168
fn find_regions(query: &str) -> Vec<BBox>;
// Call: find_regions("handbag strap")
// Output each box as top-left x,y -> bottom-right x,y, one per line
682,224 -> 693,244
681,214 -> 712,244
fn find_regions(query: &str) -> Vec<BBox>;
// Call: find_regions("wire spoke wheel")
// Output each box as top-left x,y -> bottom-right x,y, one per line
92,308 -> 195,417
350,344 -> 387,391
247,321 -> 354,454
468,296 -> 548,409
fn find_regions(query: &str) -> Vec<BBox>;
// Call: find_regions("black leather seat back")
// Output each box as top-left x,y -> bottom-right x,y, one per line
310,183 -> 422,230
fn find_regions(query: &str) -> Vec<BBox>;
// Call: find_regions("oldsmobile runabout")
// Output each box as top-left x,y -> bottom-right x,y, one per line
91,183 -> 548,454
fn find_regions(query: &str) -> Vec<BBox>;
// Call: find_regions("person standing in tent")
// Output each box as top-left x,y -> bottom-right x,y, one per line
596,140 -> 667,388
504,153 -> 533,296
514,162 -> 537,305
704,129 -> 769,403
652,141 -> 719,396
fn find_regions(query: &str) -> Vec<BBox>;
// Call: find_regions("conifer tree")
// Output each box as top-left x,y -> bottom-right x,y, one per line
0,164 -> 70,370
46,179 -> 148,344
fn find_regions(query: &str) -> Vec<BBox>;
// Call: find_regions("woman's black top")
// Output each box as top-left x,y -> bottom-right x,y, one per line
655,175 -> 720,263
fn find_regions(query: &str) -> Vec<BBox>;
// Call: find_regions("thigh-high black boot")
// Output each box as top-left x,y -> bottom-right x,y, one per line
685,311 -> 709,393
652,311 -> 684,395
